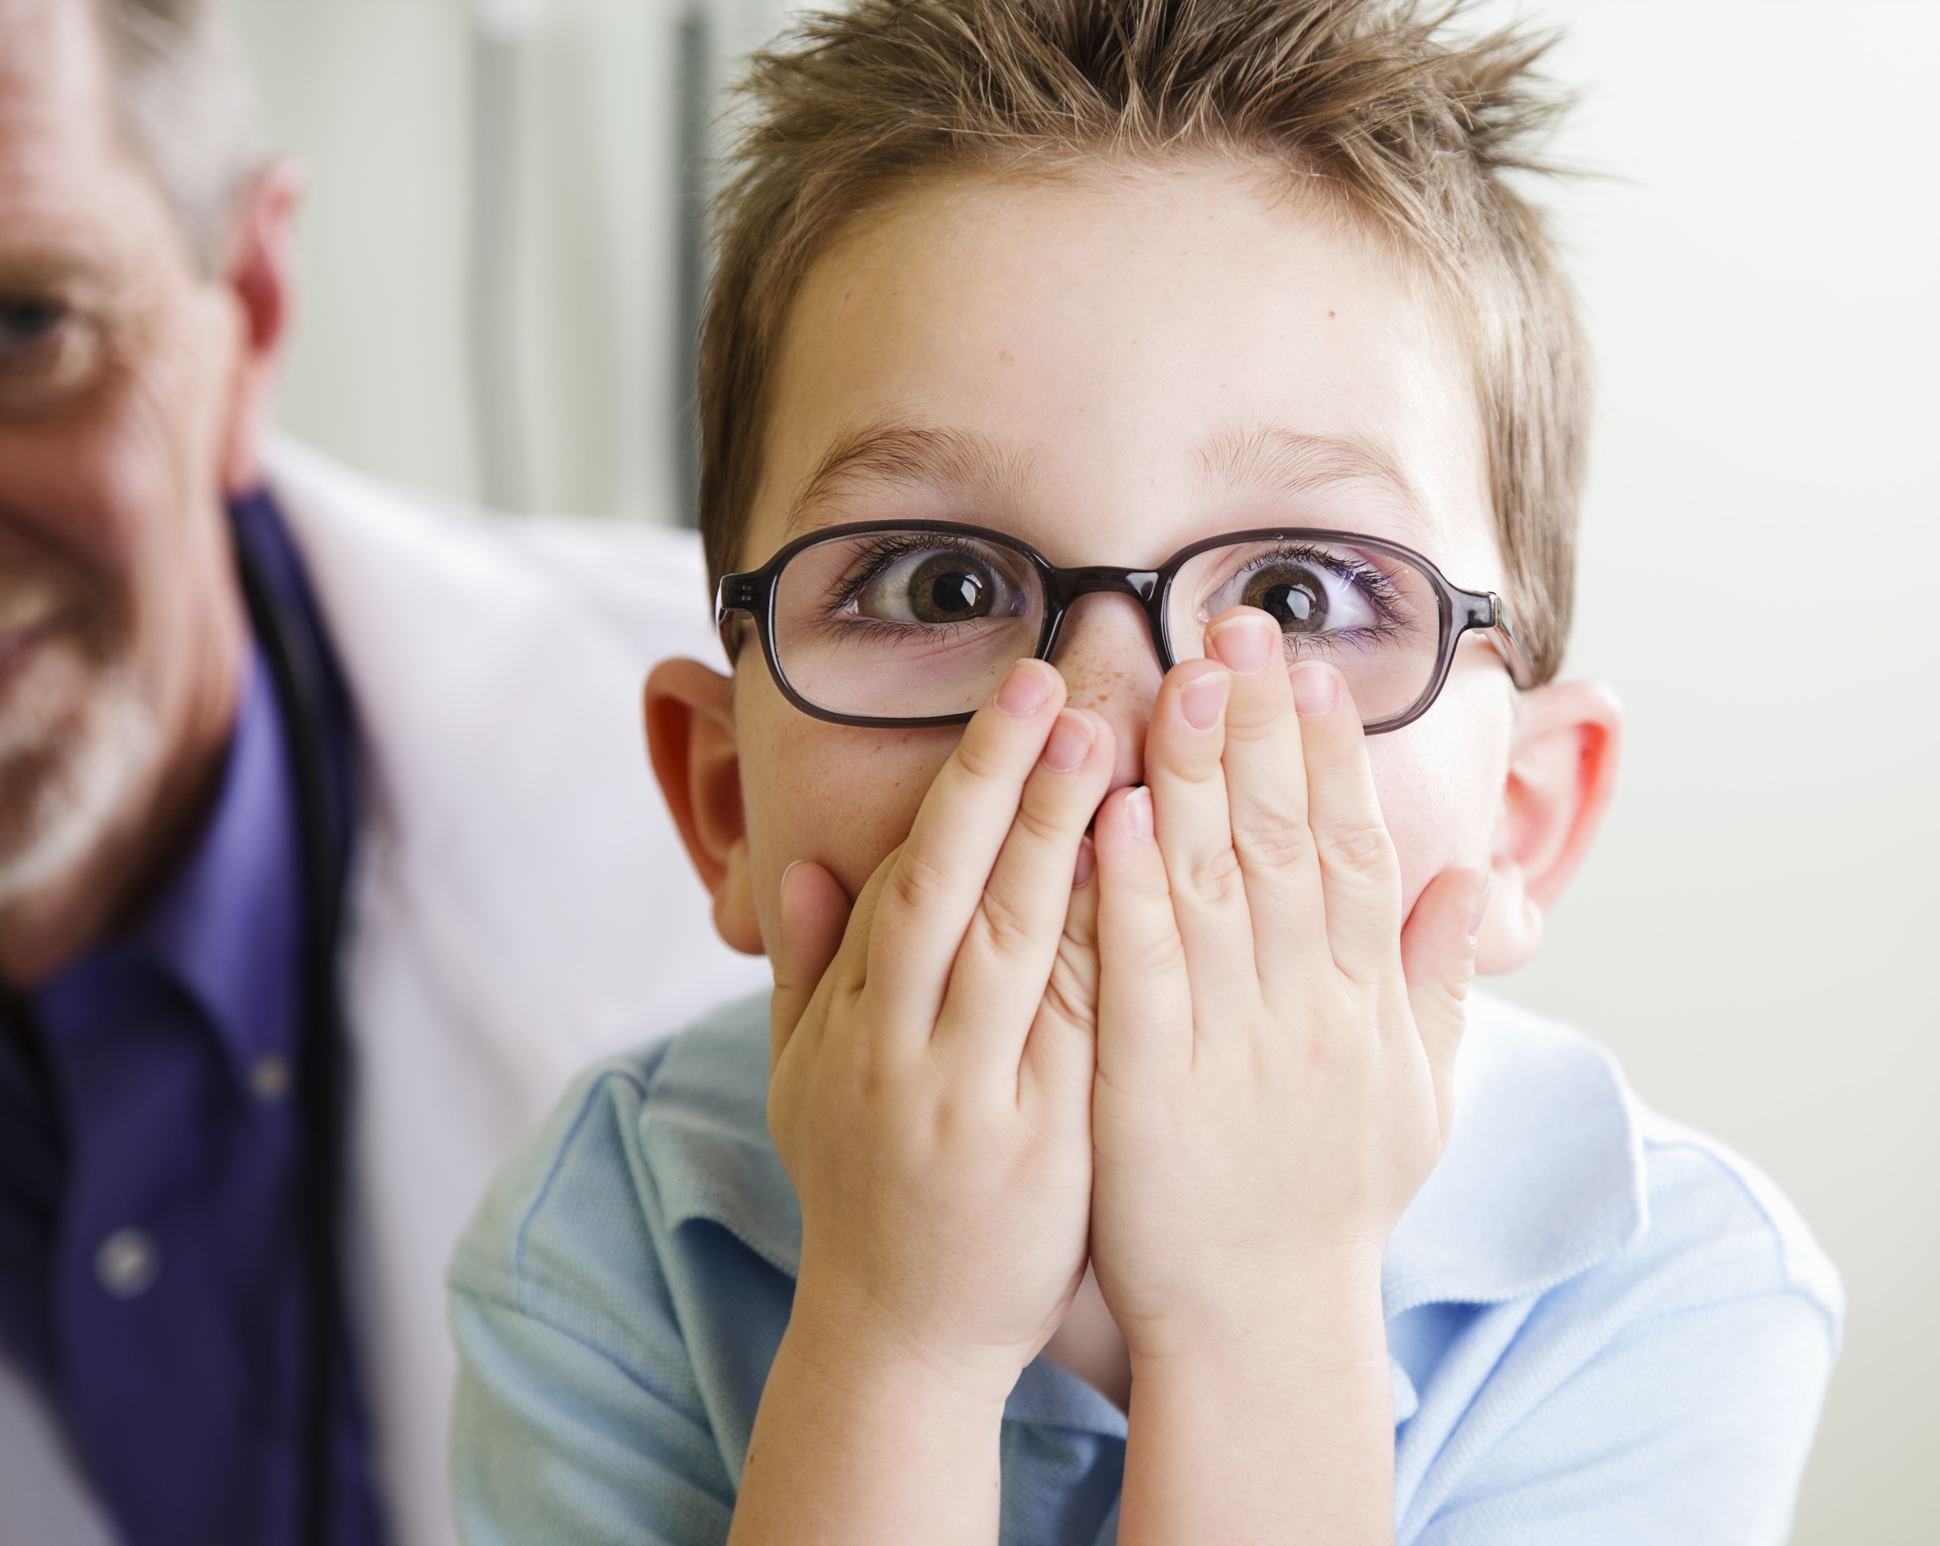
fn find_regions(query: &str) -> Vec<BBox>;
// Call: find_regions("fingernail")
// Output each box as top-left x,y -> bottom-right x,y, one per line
1208,613 -> 1276,674
777,861 -> 804,946
1467,876 -> 1493,942
1179,672 -> 1229,732
1289,664 -> 1339,717
996,660 -> 1053,717
1072,835 -> 1096,889
1126,786 -> 1154,842
1043,710 -> 1096,771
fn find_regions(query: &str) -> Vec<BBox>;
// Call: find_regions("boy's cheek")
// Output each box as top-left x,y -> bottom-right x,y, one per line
1368,670 -> 1514,920
739,696 -> 966,946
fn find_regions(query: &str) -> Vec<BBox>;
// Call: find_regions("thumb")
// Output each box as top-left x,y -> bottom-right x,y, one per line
1399,867 -> 1489,1143
769,860 -> 853,1073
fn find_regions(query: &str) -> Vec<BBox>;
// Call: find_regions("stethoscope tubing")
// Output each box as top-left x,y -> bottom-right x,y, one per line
235,534 -> 349,1546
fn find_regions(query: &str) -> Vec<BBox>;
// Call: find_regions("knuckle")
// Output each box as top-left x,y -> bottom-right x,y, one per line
1172,751 -> 1227,788
953,726 -> 1020,787
1126,861 -> 1174,905
1012,796 -> 1072,849
1220,699 -> 1286,742
1124,927 -> 1188,980
1181,843 -> 1247,907
1039,960 -> 1097,1033
1132,927 -> 1187,977
1231,810 -> 1316,872
975,882 -> 1043,961
887,845 -> 957,918
1316,820 -> 1397,879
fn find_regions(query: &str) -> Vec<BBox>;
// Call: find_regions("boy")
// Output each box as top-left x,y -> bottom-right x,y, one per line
448,1 -> 1840,1540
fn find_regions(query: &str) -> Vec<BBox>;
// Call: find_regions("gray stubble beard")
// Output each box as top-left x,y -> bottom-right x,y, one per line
0,661 -> 160,912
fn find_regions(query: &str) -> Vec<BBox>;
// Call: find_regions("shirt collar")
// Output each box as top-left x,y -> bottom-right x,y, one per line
1381,990 -> 1647,1319
128,646 -> 306,1085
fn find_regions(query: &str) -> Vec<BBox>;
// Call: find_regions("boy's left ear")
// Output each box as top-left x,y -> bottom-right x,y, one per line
644,658 -> 765,956
1474,680 -> 1623,975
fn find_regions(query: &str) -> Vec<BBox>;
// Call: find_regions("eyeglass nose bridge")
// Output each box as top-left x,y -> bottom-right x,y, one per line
1037,566 -> 1167,666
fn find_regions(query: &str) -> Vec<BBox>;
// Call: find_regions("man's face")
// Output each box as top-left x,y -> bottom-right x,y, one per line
0,0 -> 248,926
727,161 -> 1519,953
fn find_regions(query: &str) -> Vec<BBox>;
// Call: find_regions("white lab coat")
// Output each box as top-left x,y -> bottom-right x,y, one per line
0,439 -> 772,1546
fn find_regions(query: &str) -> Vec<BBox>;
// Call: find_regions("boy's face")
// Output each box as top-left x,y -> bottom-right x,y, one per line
725,161 -> 1524,953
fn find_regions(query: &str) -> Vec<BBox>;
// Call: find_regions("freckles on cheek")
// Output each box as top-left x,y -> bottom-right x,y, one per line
1368,714 -> 1504,919
1371,763 -> 1447,919
754,716 -> 961,901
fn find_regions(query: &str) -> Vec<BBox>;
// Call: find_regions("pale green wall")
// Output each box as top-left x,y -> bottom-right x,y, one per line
229,0 -> 787,521
1478,5 -> 1939,1542
231,0 -> 478,506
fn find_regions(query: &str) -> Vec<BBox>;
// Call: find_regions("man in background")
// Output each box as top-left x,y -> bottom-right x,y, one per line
0,1 -> 767,1541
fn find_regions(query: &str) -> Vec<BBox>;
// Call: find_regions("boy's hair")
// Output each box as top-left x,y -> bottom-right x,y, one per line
700,0 -> 1587,683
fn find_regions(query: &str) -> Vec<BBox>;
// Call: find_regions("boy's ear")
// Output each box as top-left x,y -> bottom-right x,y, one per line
1474,680 -> 1623,975
644,658 -> 765,956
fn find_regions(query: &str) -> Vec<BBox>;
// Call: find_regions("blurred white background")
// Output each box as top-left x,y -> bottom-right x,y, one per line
228,0 -> 1937,1538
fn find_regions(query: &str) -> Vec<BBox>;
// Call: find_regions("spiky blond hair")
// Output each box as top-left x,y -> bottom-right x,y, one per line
700,0 -> 1588,682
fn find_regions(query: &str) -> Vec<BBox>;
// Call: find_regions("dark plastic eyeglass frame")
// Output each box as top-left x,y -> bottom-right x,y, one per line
716,520 -> 1534,735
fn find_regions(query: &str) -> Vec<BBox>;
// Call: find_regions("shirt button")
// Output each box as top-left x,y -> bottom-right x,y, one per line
250,1053 -> 293,1104
95,1228 -> 161,1299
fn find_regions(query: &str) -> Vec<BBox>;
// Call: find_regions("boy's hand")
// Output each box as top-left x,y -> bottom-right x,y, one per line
1087,606 -> 1485,1542
766,658 -> 1115,1404
1088,606 -> 1486,1365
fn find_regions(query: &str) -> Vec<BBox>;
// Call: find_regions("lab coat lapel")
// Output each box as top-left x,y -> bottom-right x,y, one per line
266,437 -> 769,1546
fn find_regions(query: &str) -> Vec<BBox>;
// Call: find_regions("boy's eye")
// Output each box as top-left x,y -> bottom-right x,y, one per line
848,541 -> 1032,627
1197,547 -> 1388,639
1238,560 -> 1355,634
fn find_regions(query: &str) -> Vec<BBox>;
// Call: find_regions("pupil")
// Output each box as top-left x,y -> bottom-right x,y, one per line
1249,568 -> 1327,633
909,555 -> 990,623
931,573 -> 981,615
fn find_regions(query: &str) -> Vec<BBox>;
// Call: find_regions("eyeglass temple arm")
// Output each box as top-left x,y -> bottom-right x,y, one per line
1466,591 -> 1535,690
716,574 -> 762,657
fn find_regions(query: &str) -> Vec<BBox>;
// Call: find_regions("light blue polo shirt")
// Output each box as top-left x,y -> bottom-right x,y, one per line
448,991 -> 1841,1545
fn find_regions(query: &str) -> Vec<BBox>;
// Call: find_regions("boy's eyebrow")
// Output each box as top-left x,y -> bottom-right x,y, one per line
784,422 -> 1431,535
1198,427 -> 1429,523
784,422 -> 1039,533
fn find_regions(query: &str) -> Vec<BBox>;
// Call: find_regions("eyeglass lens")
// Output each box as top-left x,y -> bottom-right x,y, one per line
770,529 -> 1444,726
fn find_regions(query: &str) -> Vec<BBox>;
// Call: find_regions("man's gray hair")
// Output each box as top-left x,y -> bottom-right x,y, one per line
95,0 -> 262,274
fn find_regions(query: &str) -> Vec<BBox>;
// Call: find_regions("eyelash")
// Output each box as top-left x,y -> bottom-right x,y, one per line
817,533 -> 1411,648
826,533 -> 1011,613
1220,544 -> 1409,627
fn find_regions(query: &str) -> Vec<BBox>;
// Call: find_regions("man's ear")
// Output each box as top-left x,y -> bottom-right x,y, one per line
1474,680 -> 1623,975
645,658 -> 764,955
216,157 -> 306,494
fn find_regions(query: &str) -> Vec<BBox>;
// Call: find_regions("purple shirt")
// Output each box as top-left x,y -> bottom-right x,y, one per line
0,494 -> 383,1546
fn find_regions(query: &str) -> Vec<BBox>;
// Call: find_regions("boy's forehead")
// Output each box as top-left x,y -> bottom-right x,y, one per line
756,162 -> 1495,573
778,420 -> 1436,547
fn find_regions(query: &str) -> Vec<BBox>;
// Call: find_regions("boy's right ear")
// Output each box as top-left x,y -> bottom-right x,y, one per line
644,658 -> 764,955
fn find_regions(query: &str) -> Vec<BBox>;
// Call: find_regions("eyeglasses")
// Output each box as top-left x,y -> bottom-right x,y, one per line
716,521 -> 1532,734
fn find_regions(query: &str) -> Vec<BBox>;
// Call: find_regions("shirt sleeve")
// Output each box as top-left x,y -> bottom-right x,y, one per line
1407,1275 -> 1836,1544
447,1066 -> 736,1546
